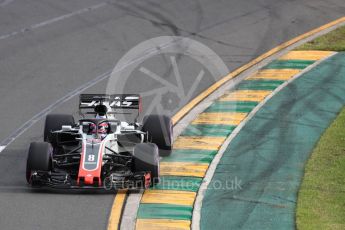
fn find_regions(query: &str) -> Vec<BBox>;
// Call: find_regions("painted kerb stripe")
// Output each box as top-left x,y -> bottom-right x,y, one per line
113,16 -> 345,230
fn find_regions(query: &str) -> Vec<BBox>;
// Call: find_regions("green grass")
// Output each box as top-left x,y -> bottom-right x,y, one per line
297,25 -> 345,51
296,107 -> 345,230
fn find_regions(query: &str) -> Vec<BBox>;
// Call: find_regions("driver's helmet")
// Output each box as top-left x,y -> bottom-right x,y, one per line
89,122 -> 109,134
98,122 -> 109,134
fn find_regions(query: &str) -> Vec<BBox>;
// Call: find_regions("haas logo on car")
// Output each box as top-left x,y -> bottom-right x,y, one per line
109,100 -> 132,107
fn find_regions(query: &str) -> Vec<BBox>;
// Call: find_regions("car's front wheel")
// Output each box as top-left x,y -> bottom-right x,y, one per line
141,114 -> 173,156
132,143 -> 159,186
26,142 -> 52,184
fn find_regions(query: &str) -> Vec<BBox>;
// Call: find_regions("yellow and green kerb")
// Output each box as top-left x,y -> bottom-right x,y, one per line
134,50 -> 333,230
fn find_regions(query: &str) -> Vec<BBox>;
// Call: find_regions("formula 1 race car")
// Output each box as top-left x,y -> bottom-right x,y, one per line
26,94 -> 173,189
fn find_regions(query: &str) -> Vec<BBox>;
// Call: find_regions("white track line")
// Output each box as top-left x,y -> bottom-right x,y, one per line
191,52 -> 337,230
0,70 -> 111,152
0,37 -> 193,153
0,146 -> 6,153
120,192 -> 143,230
0,0 -> 14,7
0,2 -> 107,40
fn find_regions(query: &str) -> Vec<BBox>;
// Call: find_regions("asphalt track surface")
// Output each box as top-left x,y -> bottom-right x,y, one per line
0,1 -> 345,229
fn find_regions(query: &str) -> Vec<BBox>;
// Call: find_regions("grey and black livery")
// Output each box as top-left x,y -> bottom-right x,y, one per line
25,94 -> 173,190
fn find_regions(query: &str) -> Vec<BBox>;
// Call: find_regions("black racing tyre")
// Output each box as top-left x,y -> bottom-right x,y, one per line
44,114 -> 75,141
141,114 -> 173,156
132,143 -> 159,186
26,142 -> 52,183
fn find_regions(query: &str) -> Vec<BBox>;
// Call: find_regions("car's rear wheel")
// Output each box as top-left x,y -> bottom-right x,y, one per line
26,142 -> 52,183
141,114 -> 173,156
132,143 -> 159,186
44,114 -> 75,141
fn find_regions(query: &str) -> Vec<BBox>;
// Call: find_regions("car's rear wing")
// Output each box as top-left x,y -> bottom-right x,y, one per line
79,94 -> 142,119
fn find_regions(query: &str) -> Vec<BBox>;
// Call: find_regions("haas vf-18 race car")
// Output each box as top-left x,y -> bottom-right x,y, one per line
26,94 -> 173,189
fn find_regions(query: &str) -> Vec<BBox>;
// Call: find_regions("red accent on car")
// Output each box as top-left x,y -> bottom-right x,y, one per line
144,172 -> 151,189
139,96 -> 142,113
77,140 -> 104,186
